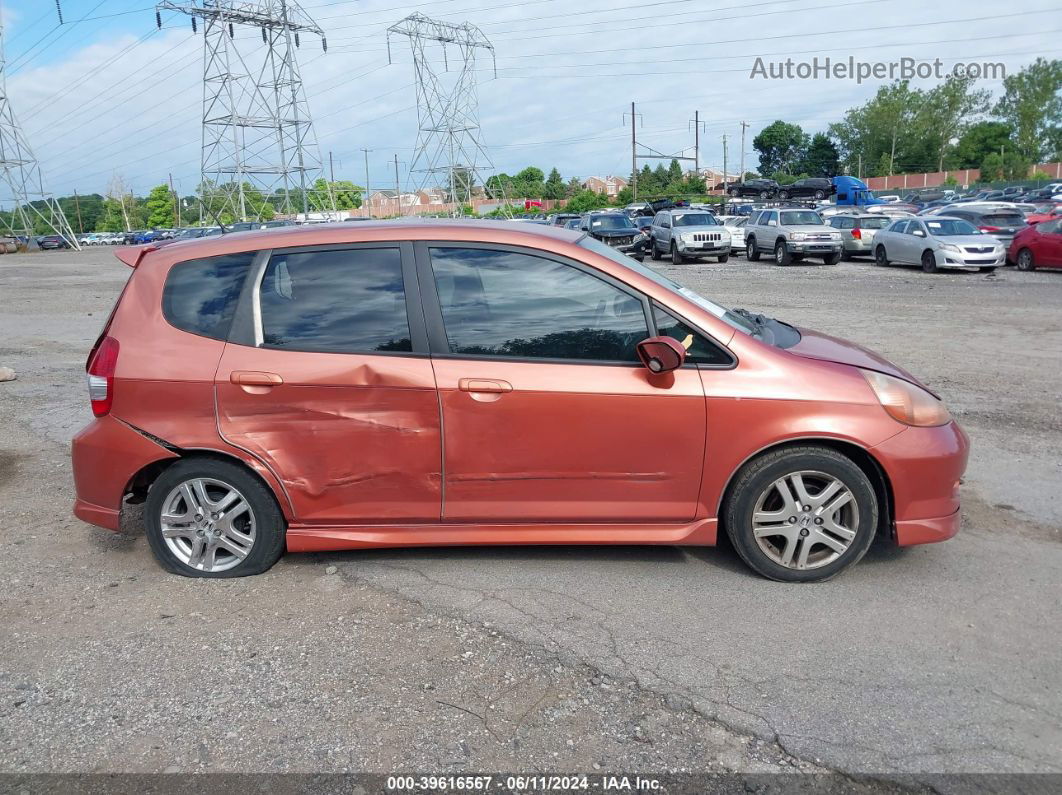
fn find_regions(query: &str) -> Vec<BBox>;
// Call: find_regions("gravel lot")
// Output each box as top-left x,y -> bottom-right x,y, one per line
1,244 -> 1060,781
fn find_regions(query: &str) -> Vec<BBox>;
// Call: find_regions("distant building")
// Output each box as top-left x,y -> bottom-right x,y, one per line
582,175 -> 628,198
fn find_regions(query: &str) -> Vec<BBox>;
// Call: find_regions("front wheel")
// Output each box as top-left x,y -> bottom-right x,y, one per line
774,240 -> 792,266
671,243 -> 683,265
717,253 -> 730,263
874,245 -> 889,267
978,266 -> 996,274
823,252 -> 841,265
778,190 -> 790,200
746,238 -> 761,261
922,250 -> 939,273
650,239 -> 662,260
145,458 -> 286,578
1016,248 -> 1035,271
814,190 -> 825,199
724,446 -> 879,582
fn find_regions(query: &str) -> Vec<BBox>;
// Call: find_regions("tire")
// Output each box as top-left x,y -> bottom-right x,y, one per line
774,240 -> 792,266
717,253 -> 729,263
778,190 -> 790,200
724,445 -> 879,583
841,250 -> 853,261
671,242 -> 683,265
650,239 -> 662,261
632,254 -> 644,262
746,238 -> 761,261
874,245 -> 889,267
814,190 -> 825,200
144,458 -> 286,578
728,188 -> 739,197
823,252 -> 841,265
759,190 -> 769,199
978,266 -> 996,274
921,250 -> 939,274
1016,248 -> 1035,271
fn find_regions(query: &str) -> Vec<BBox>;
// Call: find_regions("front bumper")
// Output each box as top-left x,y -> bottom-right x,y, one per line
677,240 -> 732,257
939,249 -> 1006,269
786,241 -> 843,254
870,420 -> 970,546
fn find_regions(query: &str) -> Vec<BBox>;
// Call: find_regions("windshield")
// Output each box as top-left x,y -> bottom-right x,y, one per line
861,217 -> 891,229
577,237 -> 757,336
589,215 -> 634,230
925,218 -> 979,236
672,213 -> 718,227
779,211 -> 823,226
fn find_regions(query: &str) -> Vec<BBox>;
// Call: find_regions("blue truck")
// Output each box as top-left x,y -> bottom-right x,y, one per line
831,176 -> 885,207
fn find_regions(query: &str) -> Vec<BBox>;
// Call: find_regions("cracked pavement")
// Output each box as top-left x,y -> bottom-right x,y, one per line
1,248 -> 1060,778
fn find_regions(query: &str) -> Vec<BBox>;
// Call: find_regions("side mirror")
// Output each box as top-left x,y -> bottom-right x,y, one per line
913,229 -> 925,237
636,336 -> 687,374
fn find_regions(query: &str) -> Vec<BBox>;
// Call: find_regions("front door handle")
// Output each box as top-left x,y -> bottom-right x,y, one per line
458,378 -> 512,394
230,370 -> 283,386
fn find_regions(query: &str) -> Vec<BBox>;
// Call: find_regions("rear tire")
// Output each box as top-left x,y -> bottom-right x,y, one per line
778,190 -> 790,200
814,190 -> 826,199
921,250 -> 939,273
145,458 -> 285,579
841,250 -> 853,261
724,446 -> 878,583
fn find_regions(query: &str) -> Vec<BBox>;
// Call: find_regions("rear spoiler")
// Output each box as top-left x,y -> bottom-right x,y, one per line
114,244 -> 158,268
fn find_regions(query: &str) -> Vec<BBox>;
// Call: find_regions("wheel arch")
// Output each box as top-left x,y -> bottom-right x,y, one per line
717,437 -> 895,540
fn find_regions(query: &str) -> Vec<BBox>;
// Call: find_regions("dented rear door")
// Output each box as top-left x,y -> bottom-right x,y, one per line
215,242 -> 441,523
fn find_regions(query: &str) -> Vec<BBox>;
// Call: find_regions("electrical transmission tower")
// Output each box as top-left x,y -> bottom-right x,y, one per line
387,13 -> 500,216
157,0 -> 331,222
0,20 -> 79,249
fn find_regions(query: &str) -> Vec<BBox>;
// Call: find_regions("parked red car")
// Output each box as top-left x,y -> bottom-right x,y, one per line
1011,220 -> 1062,271
1022,204 -> 1062,226
72,221 -> 968,582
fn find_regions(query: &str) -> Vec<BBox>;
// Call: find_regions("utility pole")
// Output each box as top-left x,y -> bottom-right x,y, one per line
168,173 -> 180,227
693,110 -> 700,172
857,153 -> 863,180
722,133 -> 729,198
630,101 -> 638,201
393,153 -> 401,216
739,121 -> 749,184
329,150 -> 335,183
72,189 -> 83,233
362,148 -> 372,218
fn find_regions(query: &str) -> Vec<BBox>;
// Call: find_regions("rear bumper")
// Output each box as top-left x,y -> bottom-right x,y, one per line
71,416 -> 178,532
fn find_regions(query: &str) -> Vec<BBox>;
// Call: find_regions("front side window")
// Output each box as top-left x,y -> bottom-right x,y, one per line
430,247 -> 649,362
653,307 -> 731,366
163,252 -> 256,341
259,247 -> 412,354
924,219 -> 978,236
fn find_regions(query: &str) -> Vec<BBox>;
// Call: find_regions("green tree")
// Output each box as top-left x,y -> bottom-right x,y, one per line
953,121 -> 1014,169
914,74 -> 991,171
563,189 -> 610,213
666,158 -> 684,184
564,176 -> 582,197
512,166 -> 546,198
145,184 -> 176,228
614,185 -> 633,205
829,81 -> 923,176
993,58 -> 1062,162
306,178 -> 363,211
753,120 -> 810,176
543,167 -> 565,200
980,150 -> 1029,182
800,133 -> 840,177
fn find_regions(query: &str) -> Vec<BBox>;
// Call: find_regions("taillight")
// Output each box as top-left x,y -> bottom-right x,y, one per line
86,336 -> 119,417
851,228 -> 862,239
979,225 -> 1000,233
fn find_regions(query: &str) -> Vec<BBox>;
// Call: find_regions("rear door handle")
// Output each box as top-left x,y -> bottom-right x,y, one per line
230,370 -> 283,386
458,378 -> 512,393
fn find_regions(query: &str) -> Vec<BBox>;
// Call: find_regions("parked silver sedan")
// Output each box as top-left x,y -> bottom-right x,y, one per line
872,216 -> 1004,273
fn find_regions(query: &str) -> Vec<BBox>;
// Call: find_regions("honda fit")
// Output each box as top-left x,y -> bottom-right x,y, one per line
72,221 -> 968,582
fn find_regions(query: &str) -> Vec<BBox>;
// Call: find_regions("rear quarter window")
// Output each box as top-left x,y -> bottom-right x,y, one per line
162,252 -> 257,341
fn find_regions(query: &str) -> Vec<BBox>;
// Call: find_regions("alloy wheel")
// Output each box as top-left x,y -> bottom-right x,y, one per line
750,471 -> 860,570
159,478 -> 257,573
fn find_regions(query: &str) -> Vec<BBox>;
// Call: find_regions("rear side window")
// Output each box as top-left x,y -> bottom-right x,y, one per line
162,252 -> 256,341
259,247 -> 412,354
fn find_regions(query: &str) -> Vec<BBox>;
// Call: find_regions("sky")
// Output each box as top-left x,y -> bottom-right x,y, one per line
2,0 -> 1059,200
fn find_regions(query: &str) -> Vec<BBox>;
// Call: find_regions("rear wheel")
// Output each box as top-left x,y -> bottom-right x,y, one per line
921,250 -> 939,273
724,446 -> 878,582
759,190 -> 770,199
145,458 -> 285,578
774,240 -> 792,266
841,250 -> 853,261
728,188 -> 739,198
778,190 -> 790,200
1016,248 -> 1035,271
814,189 -> 826,199
874,245 -> 889,267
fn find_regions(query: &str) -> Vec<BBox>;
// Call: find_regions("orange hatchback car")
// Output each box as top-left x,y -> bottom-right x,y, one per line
72,221 -> 969,582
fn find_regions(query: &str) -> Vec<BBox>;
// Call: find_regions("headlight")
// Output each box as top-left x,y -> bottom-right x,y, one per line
789,232 -> 806,241
940,243 -> 960,253
829,232 -> 842,241
862,370 -> 951,427
634,232 -> 646,242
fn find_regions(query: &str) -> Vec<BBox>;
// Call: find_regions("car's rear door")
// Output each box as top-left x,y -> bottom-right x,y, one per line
416,241 -> 709,523
215,242 -> 442,524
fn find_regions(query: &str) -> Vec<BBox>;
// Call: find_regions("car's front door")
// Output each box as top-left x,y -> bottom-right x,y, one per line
417,243 -> 708,523
215,243 -> 442,524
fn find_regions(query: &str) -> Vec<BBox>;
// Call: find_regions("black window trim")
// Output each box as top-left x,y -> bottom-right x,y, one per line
649,301 -> 737,371
228,240 -> 430,357
413,240 -> 655,368
163,249 -> 260,343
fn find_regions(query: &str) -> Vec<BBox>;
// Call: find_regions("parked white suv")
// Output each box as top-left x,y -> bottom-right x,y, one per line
648,209 -> 731,264
744,208 -> 843,265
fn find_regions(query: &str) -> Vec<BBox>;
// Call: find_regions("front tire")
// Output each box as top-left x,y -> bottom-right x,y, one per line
145,458 -> 285,578
746,238 -> 761,261
823,252 -> 841,265
671,242 -> 683,264
978,266 -> 996,274
650,239 -> 662,260
1016,248 -> 1035,271
774,240 -> 792,266
724,446 -> 879,582
921,250 -> 939,273
778,190 -> 790,200
717,253 -> 729,263
874,245 -> 889,267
